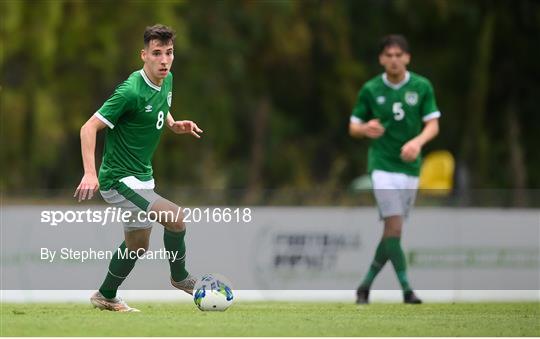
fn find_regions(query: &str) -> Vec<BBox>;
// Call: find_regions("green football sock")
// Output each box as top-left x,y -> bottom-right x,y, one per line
164,228 -> 189,282
360,239 -> 388,289
385,236 -> 412,292
99,241 -> 138,299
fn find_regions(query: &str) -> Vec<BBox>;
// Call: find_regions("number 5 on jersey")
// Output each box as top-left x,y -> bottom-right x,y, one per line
392,102 -> 405,121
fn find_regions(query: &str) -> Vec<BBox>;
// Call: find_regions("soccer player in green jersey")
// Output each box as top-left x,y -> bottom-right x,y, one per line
74,25 -> 203,312
349,35 -> 440,304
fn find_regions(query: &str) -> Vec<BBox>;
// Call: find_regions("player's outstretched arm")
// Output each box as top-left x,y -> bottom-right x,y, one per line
166,112 -> 203,138
74,115 -> 107,202
349,119 -> 385,139
400,118 -> 439,162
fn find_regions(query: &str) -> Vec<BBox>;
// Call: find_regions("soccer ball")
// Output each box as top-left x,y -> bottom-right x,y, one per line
193,273 -> 234,311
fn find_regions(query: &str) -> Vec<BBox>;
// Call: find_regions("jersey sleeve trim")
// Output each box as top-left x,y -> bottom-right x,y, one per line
350,116 -> 363,124
422,111 -> 441,122
94,112 -> 115,129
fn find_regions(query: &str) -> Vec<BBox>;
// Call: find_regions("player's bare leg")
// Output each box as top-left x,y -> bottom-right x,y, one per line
151,198 -> 196,295
383,215 -> 402,237
125,227 -> 152,252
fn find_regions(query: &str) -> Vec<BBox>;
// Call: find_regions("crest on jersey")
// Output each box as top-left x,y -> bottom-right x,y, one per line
405,91 -> 418,106
376,96 -> 386,105
167,92 -> 172,107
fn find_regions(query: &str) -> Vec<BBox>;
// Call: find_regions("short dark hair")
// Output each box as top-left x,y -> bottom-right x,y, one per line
379,35 -> 410,54
144,24 -> 175,47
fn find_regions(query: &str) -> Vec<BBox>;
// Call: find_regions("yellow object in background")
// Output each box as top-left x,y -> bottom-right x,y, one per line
419,150 -> 455,195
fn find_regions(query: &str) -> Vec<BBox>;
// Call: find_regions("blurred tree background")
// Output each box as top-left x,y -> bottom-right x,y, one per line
1,0 -> 539,202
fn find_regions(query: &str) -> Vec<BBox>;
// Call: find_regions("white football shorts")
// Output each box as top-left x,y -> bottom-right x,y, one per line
100,176 -> 161,232
371,169 -> 419,219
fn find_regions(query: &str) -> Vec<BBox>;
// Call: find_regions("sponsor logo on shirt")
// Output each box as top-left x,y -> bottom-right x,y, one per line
376,96 -> 386,105
167,92 -> 172,107
145,105 -> 152,112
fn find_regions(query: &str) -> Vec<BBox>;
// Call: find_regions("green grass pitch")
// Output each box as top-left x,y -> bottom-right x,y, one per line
1,302 -> 539,336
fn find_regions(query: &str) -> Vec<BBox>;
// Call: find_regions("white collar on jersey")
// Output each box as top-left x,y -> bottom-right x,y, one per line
140,69 -> 161,91
382,71 -> 410,90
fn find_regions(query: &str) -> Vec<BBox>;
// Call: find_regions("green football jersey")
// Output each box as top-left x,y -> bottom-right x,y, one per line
95,69 -> 173,190
351,71 -> 440,176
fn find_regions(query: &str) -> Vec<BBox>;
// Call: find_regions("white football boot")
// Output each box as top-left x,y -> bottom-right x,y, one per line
90,291 -> 140,312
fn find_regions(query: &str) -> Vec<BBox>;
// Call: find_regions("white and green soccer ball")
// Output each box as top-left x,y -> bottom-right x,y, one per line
193,273 -> 234,311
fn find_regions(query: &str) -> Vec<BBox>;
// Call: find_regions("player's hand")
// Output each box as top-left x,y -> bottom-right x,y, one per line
169,120 -> 203,138
74,173 -> 99,202
364,119 -> 385,138
400,139 -> 422,162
